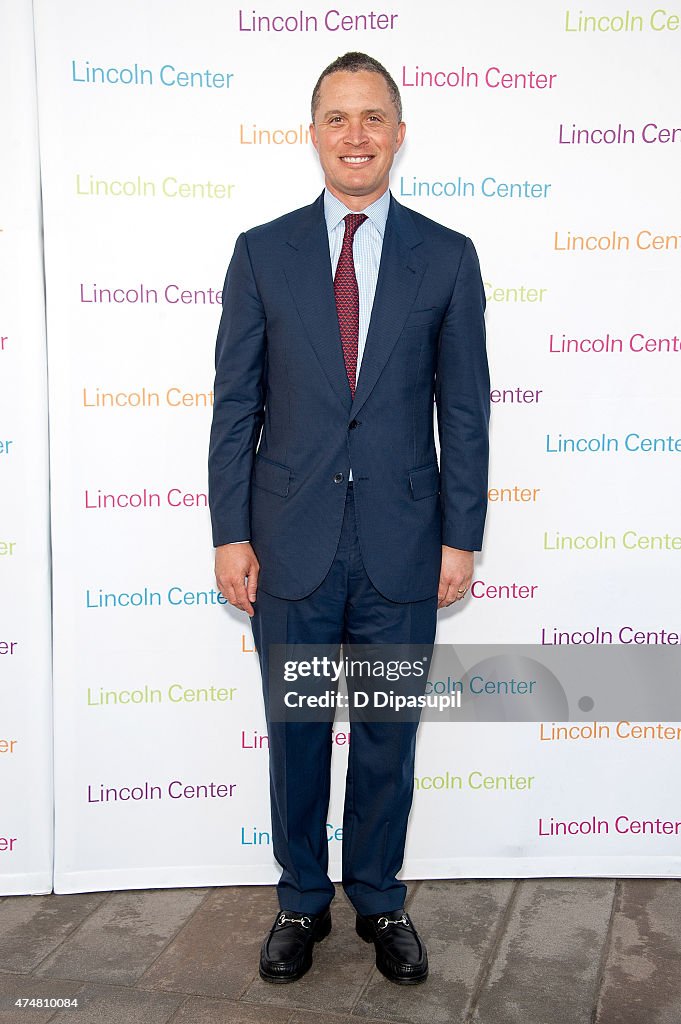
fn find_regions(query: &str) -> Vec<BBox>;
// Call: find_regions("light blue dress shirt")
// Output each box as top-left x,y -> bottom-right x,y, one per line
324,187 -> 390,482
229,189 -> 389,541
324,187 -> 390,383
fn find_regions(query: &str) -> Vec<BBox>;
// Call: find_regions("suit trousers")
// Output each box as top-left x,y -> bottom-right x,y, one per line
250,482 -> 438,916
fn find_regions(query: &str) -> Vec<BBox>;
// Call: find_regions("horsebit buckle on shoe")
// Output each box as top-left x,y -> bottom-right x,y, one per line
376,913 -> 410,930
277,912 -> 312,929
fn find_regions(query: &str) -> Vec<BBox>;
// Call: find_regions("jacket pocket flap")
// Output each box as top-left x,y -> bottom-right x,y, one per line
409,463 -> 439,500
253,456 -> 291,497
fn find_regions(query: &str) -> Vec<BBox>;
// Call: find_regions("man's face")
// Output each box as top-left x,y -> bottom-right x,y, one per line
310,70 -> 405,210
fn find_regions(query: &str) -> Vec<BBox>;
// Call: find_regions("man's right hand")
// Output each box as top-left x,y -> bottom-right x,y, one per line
215,543 -> 260,617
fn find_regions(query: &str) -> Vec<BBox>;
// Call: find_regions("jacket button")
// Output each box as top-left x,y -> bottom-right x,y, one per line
349,419 -> 358,430
333,473 -> 344,483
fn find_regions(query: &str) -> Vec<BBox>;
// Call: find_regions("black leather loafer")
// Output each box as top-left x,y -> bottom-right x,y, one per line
259,908 -> 332,983
356,909 -> 428,984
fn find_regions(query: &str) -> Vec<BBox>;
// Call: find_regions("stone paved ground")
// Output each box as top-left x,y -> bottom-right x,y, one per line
1,878 -> 681,1023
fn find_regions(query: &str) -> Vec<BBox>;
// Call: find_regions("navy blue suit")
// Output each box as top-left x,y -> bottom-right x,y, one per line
209,191 -> 489,914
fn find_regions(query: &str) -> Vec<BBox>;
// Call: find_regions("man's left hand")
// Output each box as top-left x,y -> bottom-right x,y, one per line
438,546 -> 474,608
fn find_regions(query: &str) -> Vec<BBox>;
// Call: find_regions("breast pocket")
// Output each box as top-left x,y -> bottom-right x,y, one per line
403,307 -> 439,330
252,454 -> 291,497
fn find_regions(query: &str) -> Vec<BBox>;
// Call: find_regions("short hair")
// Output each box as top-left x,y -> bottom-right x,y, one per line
311,51 -> 402,123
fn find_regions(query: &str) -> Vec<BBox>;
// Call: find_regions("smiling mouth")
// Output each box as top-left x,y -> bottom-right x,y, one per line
340,155 -> 374,164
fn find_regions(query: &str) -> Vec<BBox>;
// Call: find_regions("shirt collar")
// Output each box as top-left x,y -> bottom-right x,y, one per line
323,187 -> 391,237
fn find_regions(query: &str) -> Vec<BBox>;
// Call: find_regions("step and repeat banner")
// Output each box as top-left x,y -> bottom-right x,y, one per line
11,0 -> 680,894
0,1 -> 53,894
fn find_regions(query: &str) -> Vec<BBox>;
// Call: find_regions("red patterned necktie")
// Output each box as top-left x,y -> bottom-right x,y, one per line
334,213 -> 367,397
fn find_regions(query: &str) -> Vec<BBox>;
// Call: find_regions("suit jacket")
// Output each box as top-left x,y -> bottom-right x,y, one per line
208,191 -> 490,603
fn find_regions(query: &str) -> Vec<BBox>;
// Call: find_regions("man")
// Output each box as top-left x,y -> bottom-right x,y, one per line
209,52 -> 489,985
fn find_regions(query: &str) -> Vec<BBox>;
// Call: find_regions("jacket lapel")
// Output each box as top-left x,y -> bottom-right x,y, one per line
350,197 -> 426,419
283,193 -> 353,413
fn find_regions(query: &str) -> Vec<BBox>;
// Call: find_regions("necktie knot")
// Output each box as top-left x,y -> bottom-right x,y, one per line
343,212 -> 367,241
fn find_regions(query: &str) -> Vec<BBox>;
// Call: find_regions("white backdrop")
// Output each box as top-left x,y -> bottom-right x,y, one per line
3,0 -> 680,895
0,0 -> 53,894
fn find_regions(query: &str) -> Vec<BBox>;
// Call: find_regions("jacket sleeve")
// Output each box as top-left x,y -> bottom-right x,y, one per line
434,236 -> 490,551
208,232 -> 266,547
